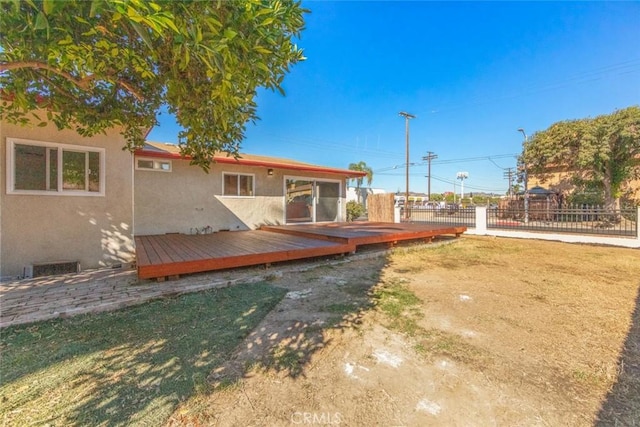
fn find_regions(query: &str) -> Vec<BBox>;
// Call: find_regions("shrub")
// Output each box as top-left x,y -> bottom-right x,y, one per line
346,201 -> 365,221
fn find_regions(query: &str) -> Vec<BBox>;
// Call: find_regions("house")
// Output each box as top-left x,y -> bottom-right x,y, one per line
134,141 -> 365,235
346,186 -> 386,209
1,118 -> 135,280
1,121 -> 365,280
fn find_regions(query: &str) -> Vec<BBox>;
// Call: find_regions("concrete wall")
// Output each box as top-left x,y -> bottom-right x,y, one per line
1,120 -> 135,279
134,157 -> 348,235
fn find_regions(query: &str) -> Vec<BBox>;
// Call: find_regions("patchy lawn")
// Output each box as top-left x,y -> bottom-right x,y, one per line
0,282 -> 285,426
2,236 -> 639,426
170,236 -> 640,426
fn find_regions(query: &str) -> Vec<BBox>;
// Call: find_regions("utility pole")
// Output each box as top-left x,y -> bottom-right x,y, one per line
503,167 -> 515,197
399,112 -> 415,220
518,128 -> 529,223
422,151 -> 438,201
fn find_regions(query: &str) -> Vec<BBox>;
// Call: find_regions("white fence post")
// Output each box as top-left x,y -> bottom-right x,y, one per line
475,206 -> 487,234
637,206 -> 640,241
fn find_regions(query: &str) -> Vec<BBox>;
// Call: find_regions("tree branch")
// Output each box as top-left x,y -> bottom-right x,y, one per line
1,61 -> 91,88
0,61 -> 144,102
117,79 -> 144,102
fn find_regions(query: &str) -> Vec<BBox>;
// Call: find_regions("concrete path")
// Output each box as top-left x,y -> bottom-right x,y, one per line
0,265 -> 287,328
0,245 -> 409,329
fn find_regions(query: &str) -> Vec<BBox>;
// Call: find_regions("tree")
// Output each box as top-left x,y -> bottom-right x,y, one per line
348,161 -> 373,187
522,106 -> 640,211
348,161 -> 373,204
0,0 -> 306,171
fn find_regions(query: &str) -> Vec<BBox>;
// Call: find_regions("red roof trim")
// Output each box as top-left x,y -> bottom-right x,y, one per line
134,149 -> 367,178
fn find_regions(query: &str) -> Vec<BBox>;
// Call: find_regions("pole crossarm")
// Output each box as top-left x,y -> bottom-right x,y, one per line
422,151 -> 438,200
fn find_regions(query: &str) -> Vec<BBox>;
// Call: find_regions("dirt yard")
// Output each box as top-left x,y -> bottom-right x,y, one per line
168,236 -> 640,426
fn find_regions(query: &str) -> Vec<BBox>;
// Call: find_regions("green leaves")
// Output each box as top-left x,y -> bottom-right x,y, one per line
524,106 -> 640,209
1,0 -> 307,169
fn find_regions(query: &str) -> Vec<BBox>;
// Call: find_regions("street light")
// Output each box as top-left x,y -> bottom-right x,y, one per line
518,128 -> 529,223
399,111 -> 415,220
456,171 -> 469,201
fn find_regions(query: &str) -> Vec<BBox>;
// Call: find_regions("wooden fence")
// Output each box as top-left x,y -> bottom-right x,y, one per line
367,193 -> 395,222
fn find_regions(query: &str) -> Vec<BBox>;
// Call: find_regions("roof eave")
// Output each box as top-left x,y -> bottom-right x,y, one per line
134,149 -> 367,178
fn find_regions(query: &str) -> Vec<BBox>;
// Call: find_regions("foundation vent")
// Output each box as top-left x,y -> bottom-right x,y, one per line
23,261 -> 80,279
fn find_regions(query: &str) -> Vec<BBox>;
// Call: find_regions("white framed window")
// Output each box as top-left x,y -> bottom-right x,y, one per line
136,158 -> 172,172
6,138 -> 105,196
222,172 -> 254,197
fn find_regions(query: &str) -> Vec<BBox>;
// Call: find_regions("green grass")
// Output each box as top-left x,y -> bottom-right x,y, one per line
373,277 -> 488,365
0,282 -> 286,426
373,278 -> 423,336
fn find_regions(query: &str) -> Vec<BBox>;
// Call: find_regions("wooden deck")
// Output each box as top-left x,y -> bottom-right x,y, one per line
261,222 -> 466,245
135,222 -> 466,280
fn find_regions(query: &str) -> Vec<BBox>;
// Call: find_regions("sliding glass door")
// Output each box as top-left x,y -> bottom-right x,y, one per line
285,178 -> 341,223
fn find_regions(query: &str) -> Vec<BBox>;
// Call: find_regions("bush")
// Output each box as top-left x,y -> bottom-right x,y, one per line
346,201 -> 365,221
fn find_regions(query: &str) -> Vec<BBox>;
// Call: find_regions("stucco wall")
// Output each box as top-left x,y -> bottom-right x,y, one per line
1,120 -> 134,278
529,170 -> 640,202
134,157 -> 347,235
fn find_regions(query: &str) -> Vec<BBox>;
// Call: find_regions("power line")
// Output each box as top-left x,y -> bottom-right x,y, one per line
429,175 -> 505,193
423,59 -> 640,115
433,153 -> 517,165
376,171 -> 507,193
374,153 -> 518,173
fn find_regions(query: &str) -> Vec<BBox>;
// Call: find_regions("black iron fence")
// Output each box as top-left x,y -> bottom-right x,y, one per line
401,205 -> 476,228
488,204 -> 638,237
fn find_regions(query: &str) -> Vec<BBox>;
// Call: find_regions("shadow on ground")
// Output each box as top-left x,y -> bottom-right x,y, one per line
205,253 -> 390,386
0,249 -> 395,426
0,282 -> 285,426
596,284 -> 640,425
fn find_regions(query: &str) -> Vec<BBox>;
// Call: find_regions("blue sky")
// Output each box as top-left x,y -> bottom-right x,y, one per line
147,1 -> 640,195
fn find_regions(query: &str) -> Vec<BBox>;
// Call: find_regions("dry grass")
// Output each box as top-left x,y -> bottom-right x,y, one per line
2,236 -> 638,426
385,236 -> 640,425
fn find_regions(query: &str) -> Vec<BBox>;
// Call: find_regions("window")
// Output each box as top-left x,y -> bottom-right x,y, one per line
223,173 -> 254,197
7,138 -> 105,196
136,158 -> 172,172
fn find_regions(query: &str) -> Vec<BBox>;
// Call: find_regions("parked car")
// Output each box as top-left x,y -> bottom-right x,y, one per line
445,203 -> 460,214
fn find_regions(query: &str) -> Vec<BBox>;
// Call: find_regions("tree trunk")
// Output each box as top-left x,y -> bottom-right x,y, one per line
602,175 -> 621,221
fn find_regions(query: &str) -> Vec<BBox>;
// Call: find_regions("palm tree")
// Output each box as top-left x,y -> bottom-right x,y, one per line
348,161 -> 373,204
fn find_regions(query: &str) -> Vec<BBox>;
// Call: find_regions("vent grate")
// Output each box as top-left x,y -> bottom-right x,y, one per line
24,261 -> 80,278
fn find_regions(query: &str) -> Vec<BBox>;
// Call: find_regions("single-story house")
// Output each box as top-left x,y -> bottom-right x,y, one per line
134,141 -> 365,235
1,120 -> 365,280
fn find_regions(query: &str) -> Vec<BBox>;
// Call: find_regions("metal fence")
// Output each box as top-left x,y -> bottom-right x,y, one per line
401,205 -> 476,228
487,204 -> 638,237
402,204 -> 637,238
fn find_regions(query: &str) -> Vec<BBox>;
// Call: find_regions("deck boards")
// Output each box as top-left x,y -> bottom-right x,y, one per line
135,222 -> 466,280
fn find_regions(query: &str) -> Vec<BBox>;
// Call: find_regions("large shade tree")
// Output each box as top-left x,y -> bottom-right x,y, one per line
522,106 -> 640,211
0,0 -> 306,170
